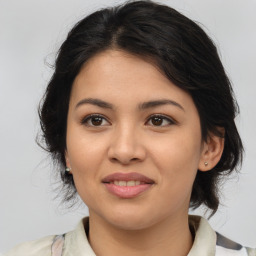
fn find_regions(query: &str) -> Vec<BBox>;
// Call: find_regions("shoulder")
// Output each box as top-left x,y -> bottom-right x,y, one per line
4,235 -> 56,256
247,248 -> 256,256
189,215 -> 256,256
216,232 -> 256,256
3,217 -> 92,256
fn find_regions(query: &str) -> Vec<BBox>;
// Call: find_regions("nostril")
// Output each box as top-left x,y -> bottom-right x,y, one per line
110,157 -> 119,163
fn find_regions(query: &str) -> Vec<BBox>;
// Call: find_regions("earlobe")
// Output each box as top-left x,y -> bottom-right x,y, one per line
65,151 -> 72,174
198,132 -> 225,172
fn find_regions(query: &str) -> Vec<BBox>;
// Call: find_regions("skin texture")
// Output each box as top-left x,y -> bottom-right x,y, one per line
65,50 -> 224,256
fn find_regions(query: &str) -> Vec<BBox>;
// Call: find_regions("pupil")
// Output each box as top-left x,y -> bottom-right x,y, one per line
152,117 -> 163,126
92,117 -> 102,126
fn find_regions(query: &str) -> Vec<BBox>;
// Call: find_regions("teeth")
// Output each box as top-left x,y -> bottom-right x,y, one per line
113,180 -> 141,186
119,181 -> 126,186
127,181 -> 135,186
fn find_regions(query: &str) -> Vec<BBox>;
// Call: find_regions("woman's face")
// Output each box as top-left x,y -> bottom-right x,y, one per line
66,50 -> 207,230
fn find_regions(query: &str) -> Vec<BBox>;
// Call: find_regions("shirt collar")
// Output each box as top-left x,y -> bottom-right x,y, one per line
188,215 -> 216,256
63,217 -> 96,256
63,215 -> 216,256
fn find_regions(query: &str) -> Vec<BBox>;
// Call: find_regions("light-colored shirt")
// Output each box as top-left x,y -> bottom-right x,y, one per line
4,215 -> 256,256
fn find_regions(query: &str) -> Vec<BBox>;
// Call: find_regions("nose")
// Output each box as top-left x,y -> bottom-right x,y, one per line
107,124 -> 146,165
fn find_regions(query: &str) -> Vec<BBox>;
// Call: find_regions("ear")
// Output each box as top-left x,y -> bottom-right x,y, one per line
198,131 -> 225,172
65,150 -> 73,174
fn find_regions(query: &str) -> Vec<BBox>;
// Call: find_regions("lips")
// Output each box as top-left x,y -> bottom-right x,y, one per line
102,172 -> 154,199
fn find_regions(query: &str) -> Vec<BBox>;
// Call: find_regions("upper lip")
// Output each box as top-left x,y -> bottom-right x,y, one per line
102,172 -> 155,184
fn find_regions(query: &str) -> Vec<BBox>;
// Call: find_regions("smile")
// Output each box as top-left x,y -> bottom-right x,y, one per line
111,180 -> 144,186
102,172 -> 154,198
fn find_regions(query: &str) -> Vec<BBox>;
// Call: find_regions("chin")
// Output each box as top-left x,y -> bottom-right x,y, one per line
109,215 -> 153,231
101,206 -> 162,231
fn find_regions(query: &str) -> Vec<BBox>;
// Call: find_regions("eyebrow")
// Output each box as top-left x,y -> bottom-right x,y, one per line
138,99 -> 184,111
76,98 -> 114,109
75,98 -> 184,111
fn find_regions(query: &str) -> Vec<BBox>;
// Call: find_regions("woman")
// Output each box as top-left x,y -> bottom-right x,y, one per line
5,0 -> 255,255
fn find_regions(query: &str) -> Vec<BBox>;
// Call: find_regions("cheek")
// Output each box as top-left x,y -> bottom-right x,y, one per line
67,138 -> 102,206
152,131 -> 201,166
149,129 -> 202,187
65,126 -> 107,194
149,137 -> 201,212
66,123 -> 107,167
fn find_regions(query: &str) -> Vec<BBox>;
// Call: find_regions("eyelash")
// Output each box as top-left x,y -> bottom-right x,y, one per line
80,114 -> 176,127
81,114 -> 110,127
146,114 -> 176,126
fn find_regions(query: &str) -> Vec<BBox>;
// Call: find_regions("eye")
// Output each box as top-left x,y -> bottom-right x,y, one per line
146,114 -> 176,127
81,114 -> 110,127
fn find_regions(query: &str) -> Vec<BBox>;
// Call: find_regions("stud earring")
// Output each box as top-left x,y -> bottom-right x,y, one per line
204,162 -> 208,167
65,167 -> 72,173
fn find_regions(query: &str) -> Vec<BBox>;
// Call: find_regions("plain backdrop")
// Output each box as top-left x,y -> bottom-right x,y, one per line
1,0 -> 256,253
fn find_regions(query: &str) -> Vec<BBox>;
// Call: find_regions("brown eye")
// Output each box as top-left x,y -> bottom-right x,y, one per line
81,115 -> 110,127
91,116 -> 103,126
147,115 -> 175,127
151,116 -> 163,126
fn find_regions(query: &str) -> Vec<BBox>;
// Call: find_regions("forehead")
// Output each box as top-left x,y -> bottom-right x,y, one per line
75,50 -> 168,88
70,50 -> 195,111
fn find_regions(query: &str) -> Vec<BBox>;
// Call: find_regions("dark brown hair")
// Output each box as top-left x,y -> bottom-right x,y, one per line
39,0 -> 243,214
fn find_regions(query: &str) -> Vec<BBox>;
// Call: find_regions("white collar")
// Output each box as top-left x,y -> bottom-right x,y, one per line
63,215 -> 216,256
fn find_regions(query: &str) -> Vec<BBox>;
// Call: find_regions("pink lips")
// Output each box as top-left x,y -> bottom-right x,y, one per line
102,172 -> 154,199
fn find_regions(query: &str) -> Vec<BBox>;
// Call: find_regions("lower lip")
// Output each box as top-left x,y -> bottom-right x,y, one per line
104,183 -> 153,199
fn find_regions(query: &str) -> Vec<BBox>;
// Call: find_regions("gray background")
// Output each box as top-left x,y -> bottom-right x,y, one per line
1,0 -> 255,252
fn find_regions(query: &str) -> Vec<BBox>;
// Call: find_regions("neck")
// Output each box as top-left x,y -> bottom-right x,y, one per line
88,212 -> 193,256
